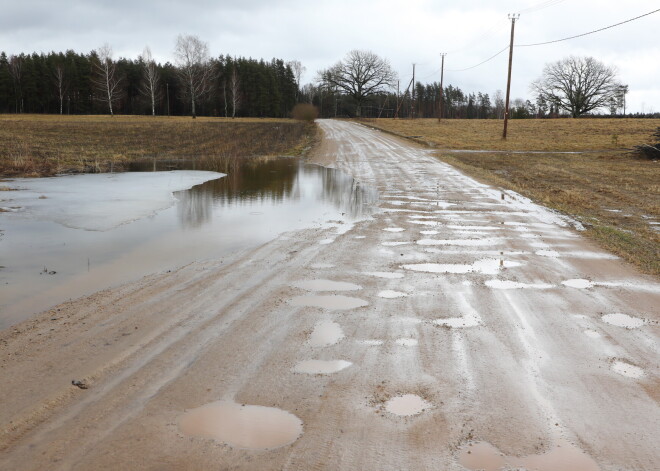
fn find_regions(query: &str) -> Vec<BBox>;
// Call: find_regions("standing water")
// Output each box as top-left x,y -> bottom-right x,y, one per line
0,158 -> 378,328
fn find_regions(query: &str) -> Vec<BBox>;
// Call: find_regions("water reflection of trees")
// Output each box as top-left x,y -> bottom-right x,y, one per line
175,158 -> 378,228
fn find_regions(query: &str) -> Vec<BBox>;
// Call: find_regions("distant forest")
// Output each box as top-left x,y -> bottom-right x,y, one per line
0,51 -> 297,117
2,50 -> 656,119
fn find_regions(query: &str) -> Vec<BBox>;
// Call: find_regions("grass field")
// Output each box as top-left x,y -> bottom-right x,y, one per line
0,115 -> 314,176
361,118 -> 660,275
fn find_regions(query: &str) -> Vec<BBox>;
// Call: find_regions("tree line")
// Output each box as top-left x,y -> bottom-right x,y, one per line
0,43 -> 299,117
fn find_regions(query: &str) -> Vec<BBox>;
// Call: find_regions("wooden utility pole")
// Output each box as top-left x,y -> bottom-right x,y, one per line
438,53 -> 446,121
502,13 -> 519,139
411,63 -> 416,119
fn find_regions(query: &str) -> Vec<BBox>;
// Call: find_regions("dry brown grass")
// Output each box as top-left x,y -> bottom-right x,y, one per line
0,115 -> 315,177
361,118 -> 660,275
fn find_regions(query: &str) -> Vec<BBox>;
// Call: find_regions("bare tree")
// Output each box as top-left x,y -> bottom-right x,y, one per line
173,34 -> 214,119
531,56 -> 620,118
230,67 -> 240,118
53,64 -> 67,115
93,44 -> 123,116
139,47 -> 160,116
287,60 -> 305,100
7,55 -> 23,113
319,50 -> 396,117
493,90 -> 505,119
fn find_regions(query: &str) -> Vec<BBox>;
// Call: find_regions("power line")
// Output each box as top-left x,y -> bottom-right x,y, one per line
446,45 -> 509,72
518,8 -> 660,47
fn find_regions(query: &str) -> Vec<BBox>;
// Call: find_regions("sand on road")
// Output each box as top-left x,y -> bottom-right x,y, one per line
1,119 -> 658,470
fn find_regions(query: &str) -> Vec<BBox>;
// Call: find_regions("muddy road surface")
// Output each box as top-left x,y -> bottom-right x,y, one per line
1,120 -> 658,470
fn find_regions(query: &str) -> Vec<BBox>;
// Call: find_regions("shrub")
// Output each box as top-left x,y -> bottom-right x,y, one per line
291,103 -> 319,122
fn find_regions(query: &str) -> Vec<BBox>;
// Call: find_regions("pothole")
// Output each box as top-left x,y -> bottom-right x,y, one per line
293,359 -> 352,374
584,329 -> 601,338
179,401 -> 303,450
601,313 -> 645,329
308,321 -> 345,347
458,439 -> 600,471
383,227 -> 405,232
403,259 -> 522,275
433,314 -> 480,328
611,360 -> 644,378
292,279 -> 362,291
290,295 -> 368,310
384,394 -> 431,416
378,290 -> 408,298
382,241 -> 410,246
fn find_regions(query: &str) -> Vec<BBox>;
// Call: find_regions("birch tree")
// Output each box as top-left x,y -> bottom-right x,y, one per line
92,44 -> 123,116
139,46 -> 160,116
173,34 -> 214,118
53,64 -> 67,115
230,67 -> 240,118
287,60 -> 305,100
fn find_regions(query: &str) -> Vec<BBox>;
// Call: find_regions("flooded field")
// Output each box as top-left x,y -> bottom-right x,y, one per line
0,158 -> 377,328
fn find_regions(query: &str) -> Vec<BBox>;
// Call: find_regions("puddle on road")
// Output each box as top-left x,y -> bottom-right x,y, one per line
290,295 -> 368,310
536,249 -> 561,257
403,259 -> 522,275
458,439 -> 600,471
293,359 -> 352,374
417,238 -> 502,247
383,227 -> 405,232
385,394 -> 431,416
601,313 -> 645,329
292,279 -> 362,292
319,238 -> 335,245
363,271 -> 405,279
1,158 -> 379,328
420,230 -> 439,235
179,401 -> 303,450
611,360 -> 644,378
485,279 -> 554,290
378,290 -> 408,298
308,321 -> 345,347
395,338 -> 418,346
381,241 -> 410,246
562,279 -> 594,289
584,329 -> 601,339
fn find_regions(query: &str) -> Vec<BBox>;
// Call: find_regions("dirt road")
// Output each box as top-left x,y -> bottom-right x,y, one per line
1,120 -> 658,470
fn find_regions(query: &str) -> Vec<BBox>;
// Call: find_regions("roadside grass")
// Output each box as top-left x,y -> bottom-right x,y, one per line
0,115 -> 315,177
360,118 -> 660,276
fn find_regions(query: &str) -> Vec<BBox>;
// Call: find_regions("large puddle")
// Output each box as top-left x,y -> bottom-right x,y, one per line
0,159 -> 378,328
458,439 -> 600,471
179,400 -> 303,450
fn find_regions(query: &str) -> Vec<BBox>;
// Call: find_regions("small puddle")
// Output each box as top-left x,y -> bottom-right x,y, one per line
293,359 -> 352,374
434,313 -> 480,328
402,259 -> 521,275
536,249 -> 561,257
179,401 -> 303,450
562,279 -> 594,289
310,263 -> 335,269
290,295 -> 368,310
417,238 -> 502,246
292,279 -> 362,291
382,241 -> 410,246
385,394 -> 431,416
378,290 -> 408,298
383,227 -> 405,232
584,329 -> 601,338
458,439 -> 600,471
395,338 -> 418,346
363,271 -> 405,279
601,313 -> 645,329
308,321 -> 345,347
420,230 -> 439,235
319,238 -> 335,245
611,360 -> 644,378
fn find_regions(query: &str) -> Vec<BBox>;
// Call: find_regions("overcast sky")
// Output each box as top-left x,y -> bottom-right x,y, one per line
2,0 -> 659,113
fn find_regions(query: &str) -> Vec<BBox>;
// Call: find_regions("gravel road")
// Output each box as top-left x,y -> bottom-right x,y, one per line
1,119 -> 658,470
